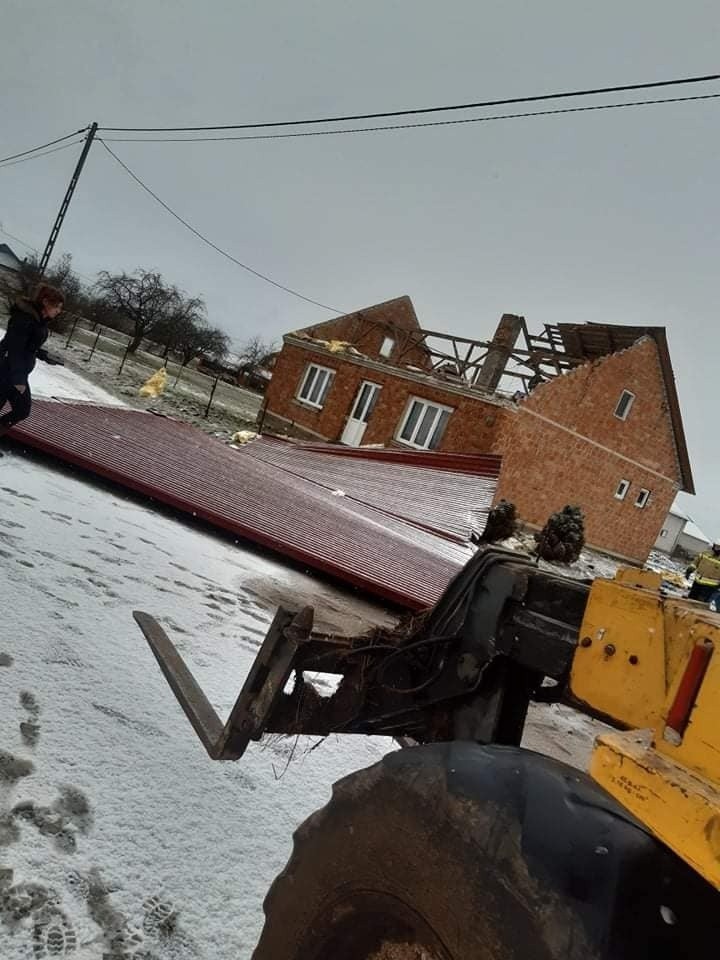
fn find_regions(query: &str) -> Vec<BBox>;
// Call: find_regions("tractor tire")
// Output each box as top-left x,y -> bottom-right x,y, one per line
252,742 -> 719,960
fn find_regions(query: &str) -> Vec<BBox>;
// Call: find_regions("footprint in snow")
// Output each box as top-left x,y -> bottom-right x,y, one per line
13,784 -> 93,854
0,750 -> 34,784
0,518 -> 24,531
19,691 -> 41,748
39,510 -> 72,526
32,904 -> 78,958
0,486 -> 37,502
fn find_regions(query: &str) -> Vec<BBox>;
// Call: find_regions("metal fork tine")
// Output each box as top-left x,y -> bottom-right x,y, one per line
133,611 -> 224,758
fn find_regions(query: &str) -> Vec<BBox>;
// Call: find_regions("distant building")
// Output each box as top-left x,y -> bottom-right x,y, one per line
654,503 -> 711,558
677,518 -> 712,558
0,243 -> 23,279
262,297 -> 694,563
654,505 -> 688,554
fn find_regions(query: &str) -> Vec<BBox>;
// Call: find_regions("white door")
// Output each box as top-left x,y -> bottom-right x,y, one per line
341,382 -> 381,446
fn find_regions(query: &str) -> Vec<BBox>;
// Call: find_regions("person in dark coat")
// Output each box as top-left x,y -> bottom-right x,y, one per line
0,283 -> 65,441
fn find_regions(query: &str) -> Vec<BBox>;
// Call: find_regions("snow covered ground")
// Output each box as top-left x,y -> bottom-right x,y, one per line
29,360 -> 127,409
1,371 -> 401,958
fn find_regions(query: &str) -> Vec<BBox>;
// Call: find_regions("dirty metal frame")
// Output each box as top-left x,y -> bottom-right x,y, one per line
134,548 -> 592,761
320,312 -> 593,395
392,322 -> 588,395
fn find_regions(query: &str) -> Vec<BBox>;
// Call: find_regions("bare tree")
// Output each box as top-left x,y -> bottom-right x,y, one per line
201,326 -> 231,364
95,269 -> 176,353
236,335 -> 276,378
175,318 -> 229,367
153,288 -> 207,358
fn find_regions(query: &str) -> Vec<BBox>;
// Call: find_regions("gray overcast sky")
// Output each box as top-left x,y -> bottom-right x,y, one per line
2,1 -> 718,535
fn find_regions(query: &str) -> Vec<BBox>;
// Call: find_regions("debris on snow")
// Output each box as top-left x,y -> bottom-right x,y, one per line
229,429 -> 257,445
138,368 -> 168,398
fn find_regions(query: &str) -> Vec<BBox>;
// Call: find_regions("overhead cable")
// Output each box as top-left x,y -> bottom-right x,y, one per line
0,128 -> 89,165
99,140 -> 342,314
99,72 -> 720,132
100,93 -> 720,144
0,139 -> 86,170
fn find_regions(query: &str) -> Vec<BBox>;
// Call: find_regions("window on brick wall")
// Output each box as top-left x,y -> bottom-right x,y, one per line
380,336 -> 395,358
297,363 -> 334,408
615,479 -> 630,500
635,488 -> 651,509
614,390 -> 635,421
396,397 -> 453,450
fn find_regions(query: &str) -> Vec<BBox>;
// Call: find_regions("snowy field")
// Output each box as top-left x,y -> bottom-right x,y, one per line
1,367 -> 397,958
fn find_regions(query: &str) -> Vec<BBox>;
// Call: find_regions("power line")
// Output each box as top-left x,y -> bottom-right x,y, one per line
0,227 -> 97,284
101,92 -> 720,144
99,140 -> 343,314
99,72 -> 720,132
0,128 -> 88,165
0,226 -> 37,253
0,138 -> 86,169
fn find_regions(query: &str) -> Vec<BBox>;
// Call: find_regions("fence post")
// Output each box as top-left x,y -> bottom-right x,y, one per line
257,400 -> 268,434
204,375 -> 220,418
86,328 -> 102,362
118,340 -> 131,374
65,315 -> 80,347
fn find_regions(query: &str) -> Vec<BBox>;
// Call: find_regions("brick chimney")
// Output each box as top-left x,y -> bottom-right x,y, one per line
474,314 -> 524,392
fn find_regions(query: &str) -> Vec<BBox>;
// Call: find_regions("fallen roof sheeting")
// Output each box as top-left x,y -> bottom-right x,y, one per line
240,437 -> 499,543
11,401 -> 500,609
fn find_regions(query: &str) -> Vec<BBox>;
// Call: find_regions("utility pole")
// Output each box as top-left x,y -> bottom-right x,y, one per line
39,121 -> 98,276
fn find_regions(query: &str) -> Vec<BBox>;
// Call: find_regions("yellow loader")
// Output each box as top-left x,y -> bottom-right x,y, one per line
135,547 -> 720,958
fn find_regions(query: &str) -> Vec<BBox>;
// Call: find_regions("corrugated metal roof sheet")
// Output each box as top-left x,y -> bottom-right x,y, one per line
240,438 -> 499,542
11,401 -> 500,609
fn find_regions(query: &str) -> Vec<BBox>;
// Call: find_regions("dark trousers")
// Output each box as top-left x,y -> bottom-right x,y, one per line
0,380 -> 32,428
689,580 -> 717,603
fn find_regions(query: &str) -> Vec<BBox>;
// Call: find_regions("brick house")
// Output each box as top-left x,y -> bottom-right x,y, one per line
262,299 -> 694,563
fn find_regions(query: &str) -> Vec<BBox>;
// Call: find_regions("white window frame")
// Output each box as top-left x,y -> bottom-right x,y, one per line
614,479 -> 630,501
396,396 -> 454,451
297,363 -> 335,409
635,488 -> 651,509
350,381 -> 382,424
379,336 -> 395,359
614,390 -> 635,421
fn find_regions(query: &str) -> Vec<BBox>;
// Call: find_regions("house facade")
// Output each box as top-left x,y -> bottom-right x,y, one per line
676,519 -> 712,558
0,243 -> 23,288
262,298 -> 694,563
654,506 -> 689,555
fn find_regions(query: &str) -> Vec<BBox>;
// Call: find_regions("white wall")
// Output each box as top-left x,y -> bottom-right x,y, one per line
676,531 -> 711,558
654,511 -> 686,554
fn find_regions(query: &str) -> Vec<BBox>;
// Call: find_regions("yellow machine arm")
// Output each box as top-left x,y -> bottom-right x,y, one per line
571,569 -> 720,889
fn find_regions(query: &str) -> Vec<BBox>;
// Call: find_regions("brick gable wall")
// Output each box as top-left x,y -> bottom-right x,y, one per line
495,338 -> 682,561
297,297 -> 430,368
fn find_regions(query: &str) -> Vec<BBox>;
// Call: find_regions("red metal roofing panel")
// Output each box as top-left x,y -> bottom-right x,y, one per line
10,401 -> 500,609
240,437 -> 499,542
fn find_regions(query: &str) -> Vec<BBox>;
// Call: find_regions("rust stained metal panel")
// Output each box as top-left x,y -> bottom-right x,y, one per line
9,401 -> 498,609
